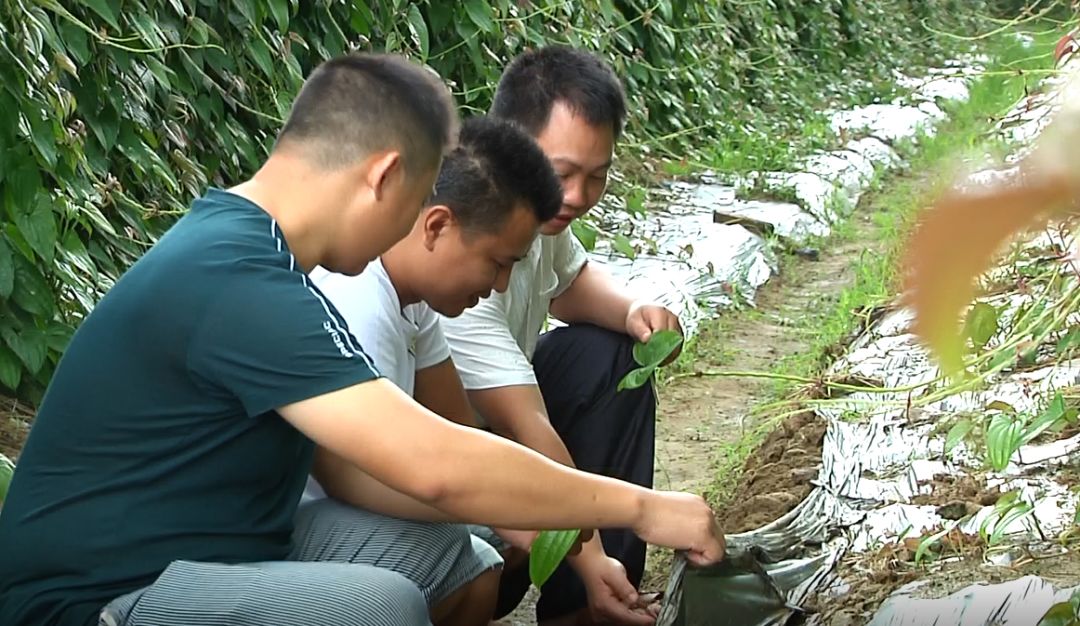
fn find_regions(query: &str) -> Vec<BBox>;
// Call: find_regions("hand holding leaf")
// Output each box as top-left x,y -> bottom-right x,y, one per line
618,329 -> 684,391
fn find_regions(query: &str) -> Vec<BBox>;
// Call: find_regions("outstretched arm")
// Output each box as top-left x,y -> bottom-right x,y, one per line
278,377 -> 724,564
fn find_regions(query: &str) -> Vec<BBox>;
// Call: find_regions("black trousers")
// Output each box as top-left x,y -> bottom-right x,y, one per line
495,324 -> 657,621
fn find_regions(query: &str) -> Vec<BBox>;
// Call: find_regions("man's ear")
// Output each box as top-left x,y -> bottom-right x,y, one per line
367,150 -> 403,201
421,205 -> 453,251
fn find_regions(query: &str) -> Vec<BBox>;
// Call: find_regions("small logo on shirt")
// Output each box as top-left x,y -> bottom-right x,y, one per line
323,320 -> 353,358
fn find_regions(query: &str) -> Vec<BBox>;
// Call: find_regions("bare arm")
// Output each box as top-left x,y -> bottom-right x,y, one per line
551,261 -> 684,355
314,357 -> 475,520
467,383 -> 631,568
549,262 -> 634,332
414,357 -> 477,427
312,449 -> 453,522
468,383 -> 574,465
279,378 -> 724,563
282,378 -> 640,529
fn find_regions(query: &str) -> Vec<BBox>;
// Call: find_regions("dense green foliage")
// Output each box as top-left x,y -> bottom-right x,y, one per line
0,0 -> 990,403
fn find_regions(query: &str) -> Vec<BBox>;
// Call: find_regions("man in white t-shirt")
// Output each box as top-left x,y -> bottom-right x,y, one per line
304,115 -> 569,619
439,47 -> 684,625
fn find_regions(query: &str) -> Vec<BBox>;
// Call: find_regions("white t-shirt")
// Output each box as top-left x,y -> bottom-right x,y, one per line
302,258 -> 450,502
311,259 -> 450,395
441,229 -> 588,390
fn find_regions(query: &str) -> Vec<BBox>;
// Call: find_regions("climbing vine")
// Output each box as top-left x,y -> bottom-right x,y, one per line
0,0 -> 989,403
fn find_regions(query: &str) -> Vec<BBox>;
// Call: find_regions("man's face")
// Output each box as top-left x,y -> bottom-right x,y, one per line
420,204 -> 538,317
535,101 -> 615,236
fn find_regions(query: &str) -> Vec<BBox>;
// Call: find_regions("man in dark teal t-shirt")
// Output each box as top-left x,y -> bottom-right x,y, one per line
0,52 -> 727,626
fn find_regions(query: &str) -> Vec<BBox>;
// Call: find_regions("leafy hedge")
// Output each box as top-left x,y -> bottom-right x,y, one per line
0,0 -> 987,403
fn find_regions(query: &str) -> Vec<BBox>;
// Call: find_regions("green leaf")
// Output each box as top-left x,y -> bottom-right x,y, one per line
464,0 -> 495,32
617,365 -> 656,391
1036,601 -> 1078,626
248,37 -> 275,79
14,194 -> 56,264
626,189 -> 648,216
0,344 -> 22,391
11,255 -> 53,318
529,529 -> 581,588
58,19 -> 90,65
82,0 -> 121,31
914,524 -> 953,565
0,237 -> 13,299
45,321 -> 74,353
571,220 -> 598,251
1022,393 -> 1067,445
618,330 -> 684,392
986,413 -> 1024,471
27,113 -> 57,168
0,453 -> 14,505
613,234 -> 636,260
2,326 -> 47,374
632,329 -> 684,369
986,400 -> 1016,413
4,159 -> 42,219
234,0 -> 258,27
964,302 -> 998,351
944,418 -> 973,454
407,4 -> 430,61
1057,326 -> 1080,355
427,2 -> 453,33
268,0 -> 290,32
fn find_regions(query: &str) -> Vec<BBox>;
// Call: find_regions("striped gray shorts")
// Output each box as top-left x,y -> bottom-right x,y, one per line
98,499 -> 503,626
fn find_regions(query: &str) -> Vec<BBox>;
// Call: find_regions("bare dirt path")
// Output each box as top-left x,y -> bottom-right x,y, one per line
641,199 -> 891,591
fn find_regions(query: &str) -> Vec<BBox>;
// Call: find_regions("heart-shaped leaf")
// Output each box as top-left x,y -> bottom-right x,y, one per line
2,326 -> 47,374
529,529 -> 581,588
0,344 -> 20,392
632,329 -> 684,368
617,364 -> 657,391
964,302 -> 998,351
618,329 -> 684,392
571,220 -> 598,252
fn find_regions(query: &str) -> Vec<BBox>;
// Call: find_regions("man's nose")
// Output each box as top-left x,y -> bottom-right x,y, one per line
562,178 -> 587,210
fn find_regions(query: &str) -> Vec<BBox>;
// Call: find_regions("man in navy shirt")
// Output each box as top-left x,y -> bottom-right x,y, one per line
0,53 -> 725,626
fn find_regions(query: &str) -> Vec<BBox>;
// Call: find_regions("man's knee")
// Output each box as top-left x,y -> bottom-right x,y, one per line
333,566 -> 431,626
535,324 -> 644,394
538,323 -> 636,366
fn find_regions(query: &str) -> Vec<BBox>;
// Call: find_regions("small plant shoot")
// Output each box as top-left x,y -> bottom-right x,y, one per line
529,529 -> 581,588
618,329 -> 684,392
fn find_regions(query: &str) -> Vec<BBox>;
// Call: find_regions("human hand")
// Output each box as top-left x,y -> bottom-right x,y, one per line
578,555 -> 657,625
633,491 -> 725,567
625,301 -> 683,364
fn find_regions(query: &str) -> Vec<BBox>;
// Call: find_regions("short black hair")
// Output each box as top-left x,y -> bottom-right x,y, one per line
275,53 -> 457,174
430,116 -> 562,233
490,45 -> 626,139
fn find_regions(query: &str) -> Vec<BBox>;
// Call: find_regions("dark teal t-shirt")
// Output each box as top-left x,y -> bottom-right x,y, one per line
0,189 -> 380,626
